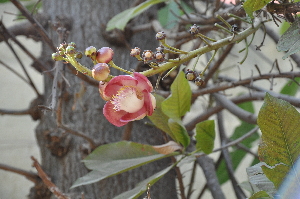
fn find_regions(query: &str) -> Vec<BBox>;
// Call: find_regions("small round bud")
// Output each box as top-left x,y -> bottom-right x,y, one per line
66,46 -> 76,55
154,51 -> 165,62
96,47 -> 114,63
185,69 -> 197,81
85,46 -> 97,56
189,24 -> 200,35
52,52 -> 64,61
231,24 -> 239,32
68,42 -> 76,48
142,50 -> 154,63
156,31 -> 166,40
156,45 -> 164,52
194,76 -> 205,86
76,52 -> 83,59
130,47 -> 141,57
92,63 -> 110,81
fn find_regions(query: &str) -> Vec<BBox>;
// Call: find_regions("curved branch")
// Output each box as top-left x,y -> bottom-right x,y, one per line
213,93 -> 257,124
185,92 -> 300,131
193,71 -> 300,97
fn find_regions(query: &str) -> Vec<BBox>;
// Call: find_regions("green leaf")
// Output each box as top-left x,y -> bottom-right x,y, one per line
217,101 -> 259,184
161,71 -> 191,120
158,1 -> 193,29
113,165 -> 174,199
280,77 -> 300,96
71,141 -> 177,188
195,120 -> 215,154
243,0 -> 272,18
277,17 -> 300,59
106,0 -> 168,31
148,94 -> 173,136
168,118 -> 190,148
257,93 -> 300,188
249,191 -> 272,199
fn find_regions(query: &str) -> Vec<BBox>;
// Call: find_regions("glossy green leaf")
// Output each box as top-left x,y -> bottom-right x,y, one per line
277,17 -> 300,59
168,118 -> 190,148
257,93 -> 300,188
161,71 -> 191,120
113,165 -> 174,199
106,0 -> 168,31
148,94 -> 173,136
217,101 -> 259,184
243,0 -> 271,18
195,120 -> 215,154
71,141 -> 177,188
280,77 -> 300,96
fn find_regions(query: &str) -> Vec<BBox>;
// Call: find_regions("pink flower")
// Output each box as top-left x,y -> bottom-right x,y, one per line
99,72 -> 156,127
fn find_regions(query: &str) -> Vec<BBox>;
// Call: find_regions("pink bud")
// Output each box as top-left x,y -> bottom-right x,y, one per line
92,63 -> 110,81
96,47 -> 114,63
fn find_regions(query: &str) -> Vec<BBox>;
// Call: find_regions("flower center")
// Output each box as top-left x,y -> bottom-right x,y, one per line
111,86 -> 144,113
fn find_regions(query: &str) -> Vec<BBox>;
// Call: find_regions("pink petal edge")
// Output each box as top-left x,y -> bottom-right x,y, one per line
103,101 -> 128,127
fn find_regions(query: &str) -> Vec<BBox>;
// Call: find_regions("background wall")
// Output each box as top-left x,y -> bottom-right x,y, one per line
0,2 -> 42,199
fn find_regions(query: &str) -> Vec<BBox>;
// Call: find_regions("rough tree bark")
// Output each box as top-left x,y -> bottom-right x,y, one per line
33,1 -> 176,198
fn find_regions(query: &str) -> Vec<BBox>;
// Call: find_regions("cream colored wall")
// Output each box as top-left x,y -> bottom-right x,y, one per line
0,3 -> 42,199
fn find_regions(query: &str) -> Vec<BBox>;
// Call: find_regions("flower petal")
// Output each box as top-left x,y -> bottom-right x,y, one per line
103,100 -> 128,127
133,72 -> 153,92
120,106 -> 147,122
143,92 -> 156,116
105,75 -> 137,97
99,81 -> 111,101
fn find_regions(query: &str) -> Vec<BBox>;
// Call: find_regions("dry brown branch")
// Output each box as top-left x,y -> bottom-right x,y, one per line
31,156 -> 71,199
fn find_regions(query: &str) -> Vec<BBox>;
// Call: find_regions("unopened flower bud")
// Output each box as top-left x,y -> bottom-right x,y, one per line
156,45 -> 164,52
92,63 -> 110,81
66,46 -> 76,55
68,42 -> 76,48
154,51 -> 165,62
130,47 -> 141,57
194,76 -> 205,86
156,31 -> 166,40
52,52 -> 64,61
189,24 -> 200,35
76,52 -> 83,59
96,47 -> 114,63
85,46 -> 97,57
185,69 -> 197,81
142,50 -> 154,63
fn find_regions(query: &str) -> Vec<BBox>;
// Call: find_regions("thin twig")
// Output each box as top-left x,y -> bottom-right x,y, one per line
171,156 -> 186,199
31,156 -> 71,199
10,0 -> 56,52
217,111 -> 246,199
193,71 -> 300,97
2,30 -> 40,96
0,21 -> 50,73
187,161 -> 197,199
0,163 -> 38,183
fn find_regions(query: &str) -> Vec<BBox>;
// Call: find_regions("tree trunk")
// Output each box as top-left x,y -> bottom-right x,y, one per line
34,1 -> 177,198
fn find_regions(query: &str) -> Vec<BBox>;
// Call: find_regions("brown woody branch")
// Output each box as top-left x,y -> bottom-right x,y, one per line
31,156 -> 71,199
0,163 -> 39,183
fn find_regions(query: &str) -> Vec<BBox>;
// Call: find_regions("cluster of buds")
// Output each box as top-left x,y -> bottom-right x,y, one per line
52,42 -> 83,61
130,46 -> 166,64
185,69 -> 205,86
